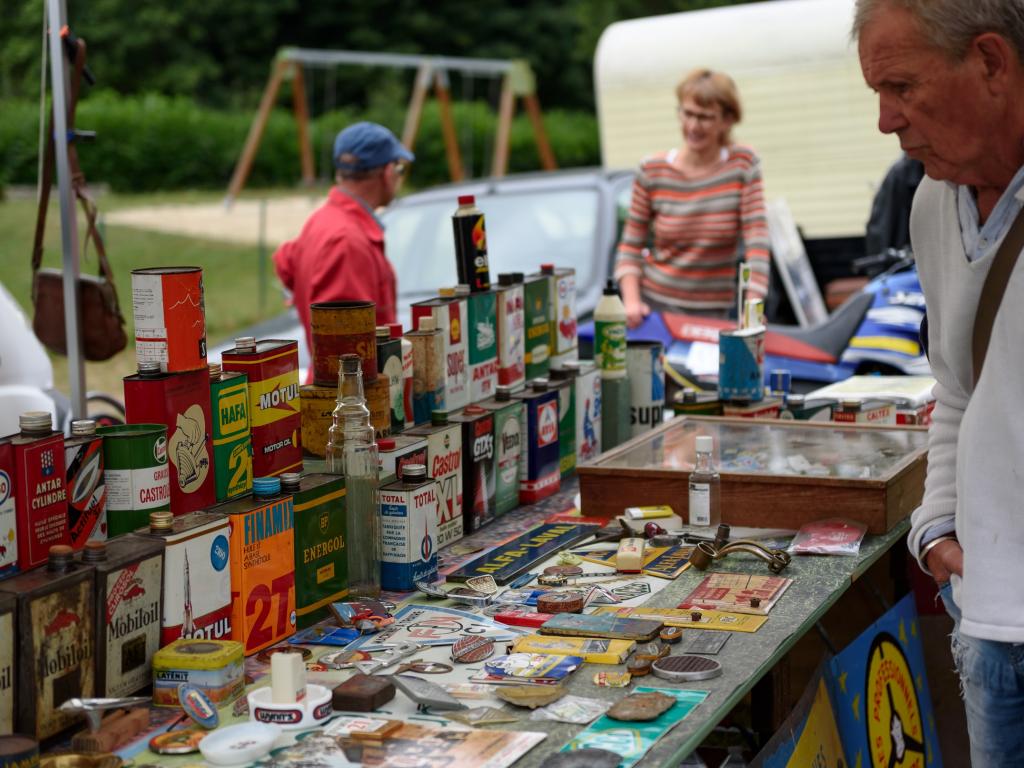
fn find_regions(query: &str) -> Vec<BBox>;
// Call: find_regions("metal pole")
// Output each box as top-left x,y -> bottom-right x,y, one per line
47,0 -> 86,418
258,198 -> 267,314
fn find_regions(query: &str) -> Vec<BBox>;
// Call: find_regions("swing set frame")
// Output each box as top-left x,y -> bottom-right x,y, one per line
225,47 -> 558,205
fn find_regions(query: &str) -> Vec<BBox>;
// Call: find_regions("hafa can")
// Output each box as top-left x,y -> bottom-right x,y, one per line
379,465 -> 440,592
377,435 -> 428,483
627,341 -> 665,438
541,265 -> 578,369
478,387 -> 523,516
210,366 -> 252,501
221,338 -> 303,478
0,442 -> 18,578
7,414 -> 68,571
411,295 -> 469,412
495,274 -> 526,391
97,424 -> 170,537
450,405 -> 496,533
376,326 -> 404,434
309,301 -> 377,387
406,319 -> 445,425
564,361 -> 601,464
718,328 -> 765,402
131,266 -> 207,373
64,420 -> 107,548
405,414 -> 463,548
546,371 -> 576,477
513,381 -> 560,503
124,367 -> 215,515
523,273 -> 552,381
0,593 -> 14,732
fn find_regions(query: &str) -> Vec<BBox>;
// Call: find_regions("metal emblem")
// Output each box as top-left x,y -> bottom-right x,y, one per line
651,654 -> 723,682
606,690 -> 676,722
391,674 -> 467,713
495,684 -> 568,709
451,636 -> 496,663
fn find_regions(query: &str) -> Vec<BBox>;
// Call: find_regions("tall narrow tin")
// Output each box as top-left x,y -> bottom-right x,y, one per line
495,273 -> 526,391
450,405 -> 496,533
466,290 -> 499,402
565,361 -> 602,464
411,294 -> 470,412
523,272 -> 552,381
377,326 -> 405,434
0,441 -> 17,578
547,371 -> 577,477
406,319 -> 446,425
540,265 -> 578,369
97,424 -> 170,537
64,419 -> 107,548
513,381 -> 560,503
8,412 -> 68,570
210,365 -> 252,501
405,413 -> 463,547
478,387 -> 524,516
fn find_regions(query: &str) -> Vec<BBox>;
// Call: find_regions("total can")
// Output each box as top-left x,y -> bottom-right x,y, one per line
406,318 -> 445,425
495,273 -> 526,391
209,365 -> 252,501
221,477 -> 296,655
97,424 -> 170,537
64,420 -> 107,548
131,266 -> 207,373
564,361 -> 602,464
377,326 -> 405,433
405,413 -> 463,547
124,366 -> 215,515
0,546 -> 95,740
0,592 -> 14,732
718,328 -> 765,402
133,510 -> 232,645
627,341 -> 665,438
412,294 -> 469,412
7,412 -> 68,570
546,371 -> 576,477
513,381 -> 560,503
523,273 -> 552,381
478,387 -> 524,516
0,442 -> 18,578
450,405 -> 496,533
309,301 -> 377,387
221,338 -> 303,477
540,265 -> 578,369
379,464 -> 440,592
80,537 -> 164,698
377,435 -> 428,483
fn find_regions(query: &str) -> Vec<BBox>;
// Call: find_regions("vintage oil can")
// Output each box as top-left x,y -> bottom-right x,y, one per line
376,325 -> 405,434
478,386 -> 524,516
513,380 -> 560,503
466,290 -> 499,403
0,441 -> 17,578
449,405 -> 496,533
405,412 -> 463,547
495,273 -> 526,391
8,411 -> 68,570
563,361 -> 602,464
546,371 -> 576,477
131,266 -> 207,373
523,272 -> 552,381
377,435 -> 428,482
406,317 -> 446,425
0,591 -> 14,733
412,294 -> 469,412
539,265 -> 578,369
64,419 -> 107,548
97,423 -> 170,537
379,464 -> 440,592
209,364 -> 252,501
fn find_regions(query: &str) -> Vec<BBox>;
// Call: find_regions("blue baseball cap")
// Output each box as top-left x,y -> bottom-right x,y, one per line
333,122 -> 414,172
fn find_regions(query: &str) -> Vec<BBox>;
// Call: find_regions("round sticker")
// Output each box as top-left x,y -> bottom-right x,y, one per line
210,534 -> 229,571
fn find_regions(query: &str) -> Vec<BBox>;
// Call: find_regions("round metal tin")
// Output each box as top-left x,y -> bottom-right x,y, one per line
148,729 -> 205,755
543,565 -> 583,577
256,645 -> 312,665
652,654 -> 723,682
177,684 -> 219,729
536,592 -> 584,614
451,636 -> 496,663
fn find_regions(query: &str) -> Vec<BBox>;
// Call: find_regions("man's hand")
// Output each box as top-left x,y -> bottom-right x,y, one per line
625,299 -> 651,329
926,538 -> 964,584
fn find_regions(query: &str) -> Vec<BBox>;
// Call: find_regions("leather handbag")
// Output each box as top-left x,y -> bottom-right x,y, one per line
31,34 -> 126,362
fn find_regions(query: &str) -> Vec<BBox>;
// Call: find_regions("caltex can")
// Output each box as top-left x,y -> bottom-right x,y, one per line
221,338 -> 303,477
540,265 -> 578,369
450,405 -> 496,533
377,326 -> 405,433
96,424 -> 170,537
131,266 -> 207,373
0,593 -> 13,732
523,273 -> 552,381
309,301 -> 377,387
466,291 -> 499,402
7,412 -> 68,570
412,294 -> 469,412
405,413 -> 463,547
406,319 -> 446,425
377,435 -> 428,483
124,365 -> 215,515
564,361 -> 602,464
495,273 -> 526,391
209,365 -> 252,501
627,341 -> 665,438
0,443 -> 18,578
64,420 -> 107,548
547,370 -> 576,476
478,387 -> 524,516
718,328 -> 765,402
379,465 -> 440,592
513,381 -> 560,503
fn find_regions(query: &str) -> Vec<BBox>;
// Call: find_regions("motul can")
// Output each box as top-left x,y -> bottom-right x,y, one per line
131,266 -> 207,373
222,339 -> 303,477
64,420 -> 107,548
495,274 -> 526,390
0,442 -> 17,578
8,418 -> 68,571
124,367 -> 215,515
466,291 -> 499,402
449,405 -> 496,533
405,415 -> 463,547
513,381 -> 560,503
411,295 -> 469,412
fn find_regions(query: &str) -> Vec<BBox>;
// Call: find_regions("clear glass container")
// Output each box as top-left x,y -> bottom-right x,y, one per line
688,435 -> 721,528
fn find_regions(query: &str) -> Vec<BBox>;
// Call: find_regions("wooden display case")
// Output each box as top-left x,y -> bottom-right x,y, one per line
577,416 -> 927,533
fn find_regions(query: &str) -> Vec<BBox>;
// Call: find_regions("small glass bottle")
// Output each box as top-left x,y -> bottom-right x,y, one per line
688,435 -> 721,528
326,354 -> 374,474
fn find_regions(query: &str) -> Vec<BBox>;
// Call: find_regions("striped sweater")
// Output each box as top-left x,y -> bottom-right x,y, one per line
613,145 -> 770,312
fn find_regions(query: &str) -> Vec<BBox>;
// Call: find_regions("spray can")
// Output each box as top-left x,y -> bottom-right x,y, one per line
0,443 -> 15,578
495,273 -> 526,391
523,272 -> 552,381
412,293 -> 469,412
452,195 -> 491,292
393,323 -> 416,430
97,424 -> 170,537
594,280 -> 627,379
379,464 -> 440,592
513,380 -> 560,503
627,341 -> 665,437
563,361 -> 602,464
8,412 -> 68,570
64,419 -> 107,548
546,370 -> 576,477
540,265 -> 578,369
209,364 -> 253,501
405,412 -> 463,547
406,318 -> 446,424
450,405 -> 496,533
478,386 -> 524,516
377,326 -> 405,434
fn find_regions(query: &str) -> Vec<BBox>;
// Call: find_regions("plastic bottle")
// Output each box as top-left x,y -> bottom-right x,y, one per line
688,435 -> 721,528
594,280 -> 627,379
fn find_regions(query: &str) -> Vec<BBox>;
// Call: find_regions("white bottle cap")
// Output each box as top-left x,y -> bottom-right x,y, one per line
695,435 -> 713,453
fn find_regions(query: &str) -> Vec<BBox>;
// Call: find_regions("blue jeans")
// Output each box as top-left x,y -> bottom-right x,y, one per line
939,581 -> 1024,767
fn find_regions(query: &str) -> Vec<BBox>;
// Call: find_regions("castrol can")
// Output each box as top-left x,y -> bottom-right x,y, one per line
131,266 -> 207,373
513,381 -> 560,503
209,365 -> 252,501
523,273 -> 552,381
406,319 -> 446,425
495,273 -> 526,391
377,435 -> 428,483
450,405 -> 496,533
309,301 -> 377,387
64,420 -> 107,548
96,424 -> 170,537
405,413 -> 463,547
379,465 -> 439,592
8,412 -> 68,570
466,291 -> 499,402
478,387 -> 523,516
412,294 -> 469,412
540,265 -> 578,369
0,442 -> 18,578
627,341 -> 665,438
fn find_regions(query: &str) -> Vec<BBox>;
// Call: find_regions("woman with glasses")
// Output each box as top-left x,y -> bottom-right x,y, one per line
614,69 -> 770,327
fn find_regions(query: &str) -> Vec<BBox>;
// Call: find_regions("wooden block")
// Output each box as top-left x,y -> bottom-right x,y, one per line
332,674 -> 396,712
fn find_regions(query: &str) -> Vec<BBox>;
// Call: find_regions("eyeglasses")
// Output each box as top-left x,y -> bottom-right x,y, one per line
677,106 -> 722,125
392,160 -> 408,177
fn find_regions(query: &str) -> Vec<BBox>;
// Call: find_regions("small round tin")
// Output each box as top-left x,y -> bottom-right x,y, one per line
178,683 -> 219,729
536,592 -> 584,614
149,728 -> 205,755
651,654 -> 723,682
256,645 -> 312,665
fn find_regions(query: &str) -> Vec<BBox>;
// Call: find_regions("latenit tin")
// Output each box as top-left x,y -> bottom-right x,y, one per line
523,273 -> 552,381
627,341 -> 665,438
495,274 -> 526,391
540,265 -> 578,369
376,435 -> 428,483
404,415 -> 463,547
412,295 -> 470,412
152,638 -> 244,707
466,291 -> 499,402
406,319 -> 446,425
450,405 -> 496,533
0,442 -> 19,577
477,388 -> 523,516
131,266 -> 207,373
210,367 -> 252,501
379,465 -> 440,592
96,424 -> 170,537
0,593 -> 15,733
513,381 -> 560,503
309,301 -> 377,387
8,415 -> 68,570
64,420 -> 107,548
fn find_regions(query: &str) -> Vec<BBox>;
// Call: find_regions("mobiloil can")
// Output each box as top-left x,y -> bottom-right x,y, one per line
97,423 -> 170,537
627,340 -> 665,438
478,386 -> 523,516
65,419 -> 107,548
563,361 -> 602,463
513,380 -> 560,503
0,592 -> 14,732
9,411 -> 68,570
221,337 -> 303,477
540,264 -> 578,369
377,325 -> 405,434
133,510 -> 232,645
411,292 -> 469,412
495,273 -> 526,391
523,272 -> 552,381
406,317 -> 445,424
280,473 -> 347,629
546,370 -> 576,477
0,545 -> 94,740
209,364 -> 252,501
466,289 -> 498,402
377,435 -> 428,482
379,464 -> 440,592
0,441 -> 17,578
221,476 -> 296,655
405,411 -> 463,547
449,405 -> 496,533
80,537 -> 164,697
123,363 -> 215,515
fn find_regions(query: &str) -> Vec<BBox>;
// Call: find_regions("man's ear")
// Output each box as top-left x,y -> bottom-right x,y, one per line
972,32 -> 1017,95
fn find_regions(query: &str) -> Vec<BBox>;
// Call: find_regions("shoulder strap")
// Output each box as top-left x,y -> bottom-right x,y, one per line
973,205 -> 1024,386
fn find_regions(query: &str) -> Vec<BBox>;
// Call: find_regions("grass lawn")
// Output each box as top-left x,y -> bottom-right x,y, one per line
1,188 -> 299,402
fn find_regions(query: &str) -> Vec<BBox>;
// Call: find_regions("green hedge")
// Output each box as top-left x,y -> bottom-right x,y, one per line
0,90 -> 599,192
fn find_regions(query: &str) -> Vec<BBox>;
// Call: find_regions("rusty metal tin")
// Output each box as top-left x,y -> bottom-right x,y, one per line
411,296 -> 469,412
309,301 -> 377,387
299,384 -> 336,458
451,636 -> 495,663
0,735 -> 39,768
364,376 -> 392,440
536,592 -> 584,614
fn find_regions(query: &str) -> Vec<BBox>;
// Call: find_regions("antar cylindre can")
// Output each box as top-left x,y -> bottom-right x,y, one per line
478,387 -> 523,516
64,420 -> 107,548
309,301 -> 377,388
131,266 -> 207,373
97,424 -> 170,537
514,381 -> 560,503
450,405 -> 496,533
379,465 -> 440,592
412,295 -> 469,412
210,366 -> 252,501
8,412 -> 68,570
627,341 -> 665,438
452,195 -> 491,292
405,413 -> 463,548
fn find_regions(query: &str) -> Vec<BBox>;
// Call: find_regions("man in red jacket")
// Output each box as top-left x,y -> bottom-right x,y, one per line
274,122 -> 414,376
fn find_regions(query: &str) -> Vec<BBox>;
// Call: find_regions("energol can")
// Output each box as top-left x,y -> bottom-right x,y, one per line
546,371 -> 576,477
8,412 -> 68,570
64,419 -> 107,548
513,381 -> 560,503
377,326 -> 404,433
0,592 -> 14,732
523,272 -> 552,381
124,365 -> 215,515
379,464 -> 440,592
406,318 -> 445,425
222,338 -> 303,477
466,290 -> 499,402
405,412 -> 463,547
495,273 -> 526,391
478,386 -> 524,516
0,442 -> 18,578
309,301 -> 377,387
209,364 -> 252,501
564,361 -> 602,464
412,294 -> 469,412
450,405 -> 496,533
541,265 -> 578,369
131,266 -> 207,373
718,328 -> 765,402
97,424 -> 170,537
627,341 -> 665,438
377,435 -> 428,483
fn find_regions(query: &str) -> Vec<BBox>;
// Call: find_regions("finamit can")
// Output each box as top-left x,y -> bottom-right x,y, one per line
546,371 -> 576,477
96,424 -> 170,537
495,273 -> 526,391
513,381 -> 560,503
377,435 -> 428,483
467,290 -> 499,403
8,413 -> 68,570
412,294 -> 469,412
627,341 -> 665,438
132,510 -> 232,645
64,420 -> 107,548
309,301 -> 377,387
209,365 -> 252,501
478,387 -> 524,516
452,195 -> 491,292
541,265 -> 578,368
80,537 -> 164,698
221,338 -> 303,477
406,318 -> 446,425
377,326 -> 405,434
523,273 -> 552,381
564,361 -> 602,464
379,465 -> 440,592
124,366 -> 215,515
404,413 -> 463,548
280,473 -> 347,629
131,266 -> 207,373
718,328 -> 765,402
450,405 -> 496,533
0,442 -> 18,578
0,592 -> 14,732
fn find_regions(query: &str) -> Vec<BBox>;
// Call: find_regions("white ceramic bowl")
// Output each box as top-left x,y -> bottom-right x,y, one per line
198,722 -> 282,766
248,683 -> 333,730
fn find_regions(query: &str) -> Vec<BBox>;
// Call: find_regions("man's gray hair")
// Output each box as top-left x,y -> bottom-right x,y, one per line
852,0 -> 1024,62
